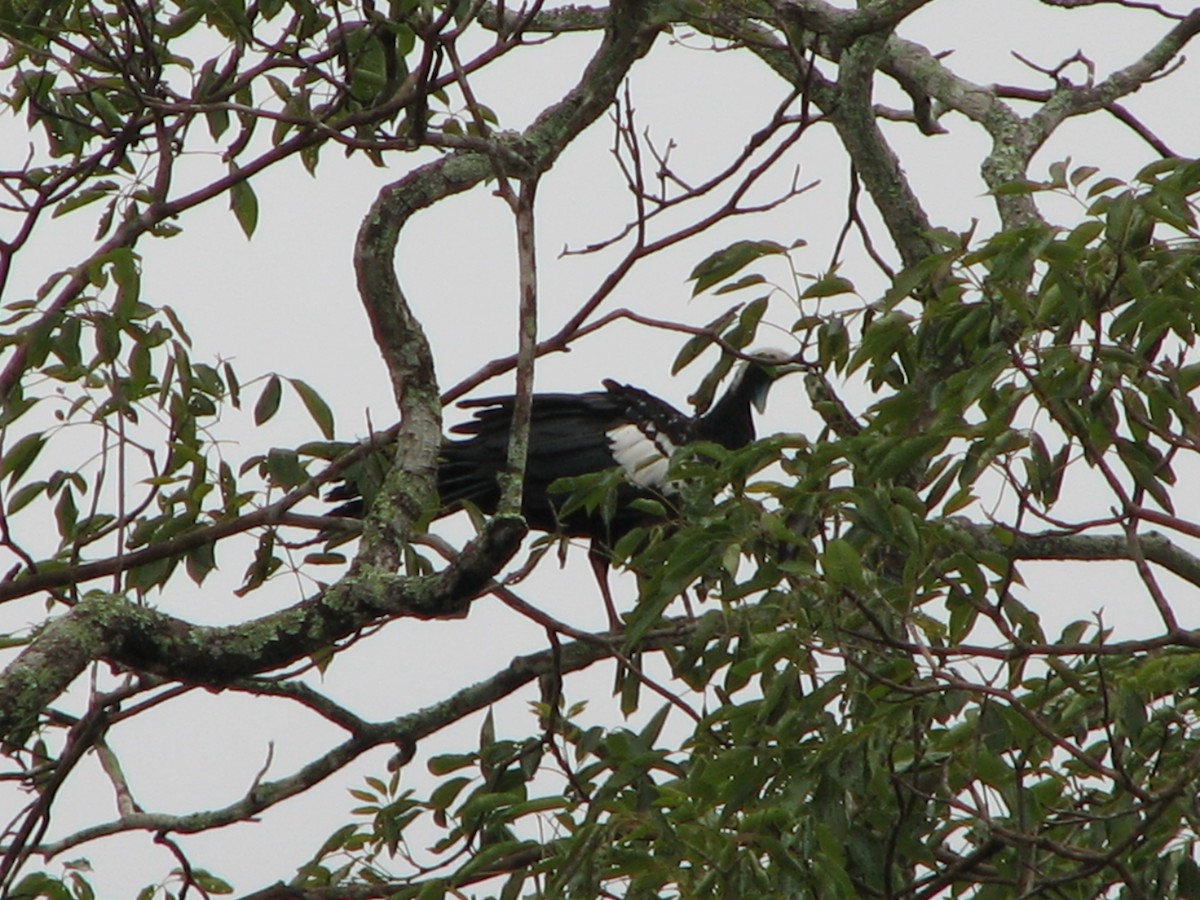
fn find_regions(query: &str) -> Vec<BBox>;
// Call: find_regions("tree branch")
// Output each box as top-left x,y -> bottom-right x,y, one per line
23,608 -> 712,860
0,0 -> 666,751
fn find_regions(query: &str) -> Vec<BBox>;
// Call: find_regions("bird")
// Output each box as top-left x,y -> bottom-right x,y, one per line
325,348 -> 799,625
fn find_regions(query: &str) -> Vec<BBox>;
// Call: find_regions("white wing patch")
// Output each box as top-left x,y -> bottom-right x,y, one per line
608,423 -> 677,489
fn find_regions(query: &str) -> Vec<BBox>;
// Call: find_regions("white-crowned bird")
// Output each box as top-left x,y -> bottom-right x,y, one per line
327,348 -> 799,625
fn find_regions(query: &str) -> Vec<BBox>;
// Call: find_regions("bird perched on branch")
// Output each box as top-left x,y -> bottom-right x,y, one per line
326,348 -> 799,624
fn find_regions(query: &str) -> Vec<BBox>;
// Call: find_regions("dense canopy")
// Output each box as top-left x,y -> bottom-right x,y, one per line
1,2 -> 1200,897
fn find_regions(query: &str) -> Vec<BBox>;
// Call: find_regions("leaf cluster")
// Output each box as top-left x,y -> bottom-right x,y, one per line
309,159 -> 1200,897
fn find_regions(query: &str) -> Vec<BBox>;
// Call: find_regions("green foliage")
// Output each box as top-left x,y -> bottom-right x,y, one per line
0,0 -> 422,606
688,239 -> 787,296
298,160 -> 1200,897
3,0 -> 1200,895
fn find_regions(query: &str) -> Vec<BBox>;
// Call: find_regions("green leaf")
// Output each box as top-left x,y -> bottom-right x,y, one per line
223,361 -> 241,408
8,480 -> 48,514
429,775 -> 472,812
871,434 -> 944,482
52,181 -> 118,219
1086,175 -> 1125,198
713,273 -> 767,295
303,552 -> 346,565
688,240 -> 786,296
428,752 -> 476,775
316,822 -> 360,857
54,487 -> 77,541
729,295 -> 769,347
186,542 -> 217,585
229,171 -> 259,238
265,448 -> 307,488
671,309 -> 739,374
822,539 -> 863,589
1069,164 -> 1099,187
290,378 -> 335,439
628,497 -> 666,517
416,878 -> 447,900
235,530 -> 280,596
10,873 -> 71,900
1136,156 -> 1184,182
456,840 -> 537,880
479,707 -> 496,750
206,106 -> 230,141
189,870 -> 233,894
801,274 -> 855,299
254,375 -> 282,426
109,247 -> 141,318
2,433 -> 47,484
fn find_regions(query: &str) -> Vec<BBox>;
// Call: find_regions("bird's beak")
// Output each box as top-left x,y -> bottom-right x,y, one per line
752,361 -> 803,413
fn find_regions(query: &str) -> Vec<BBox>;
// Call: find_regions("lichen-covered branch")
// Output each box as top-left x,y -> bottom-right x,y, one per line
23,608 -> 709,860
0,515 -> 524,746
499,178 -> 540,515
832,30 -> 938,267
952,520 -> 1200,592
26,514 -> 1199,869
714,0 -> 1199,242
1026,9 -> 1200,145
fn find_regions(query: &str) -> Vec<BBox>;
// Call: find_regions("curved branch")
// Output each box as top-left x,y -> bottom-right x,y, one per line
830,29 -> 937,267
0,0 -> 666,751
953,519 -> 1200,590
754,0 -> 1198,241
0,515 -> 525,746
347,0 -> 665,567
1028,9 -> 1200,142
25,608 -> 708,860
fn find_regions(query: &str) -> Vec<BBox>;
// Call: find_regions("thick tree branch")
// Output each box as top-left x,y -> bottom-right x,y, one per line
756,0 -> 1198,241
953,520 -> 1200,590
23,608 -> 710,860
772,0 -> 936,42
345,0 -> 665,564
830,28 -> 937,267
0,514 -> 525,746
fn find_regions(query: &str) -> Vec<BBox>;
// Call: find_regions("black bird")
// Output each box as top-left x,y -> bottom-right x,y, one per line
327,348 -> 799,624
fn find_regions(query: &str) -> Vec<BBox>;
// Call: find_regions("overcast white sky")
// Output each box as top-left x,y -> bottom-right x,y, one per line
2,1 -> 1200,895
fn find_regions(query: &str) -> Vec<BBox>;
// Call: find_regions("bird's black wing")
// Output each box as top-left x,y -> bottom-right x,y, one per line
326,382 -> 699,542
441,383 -> 693,536
440,390 -> 631,530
